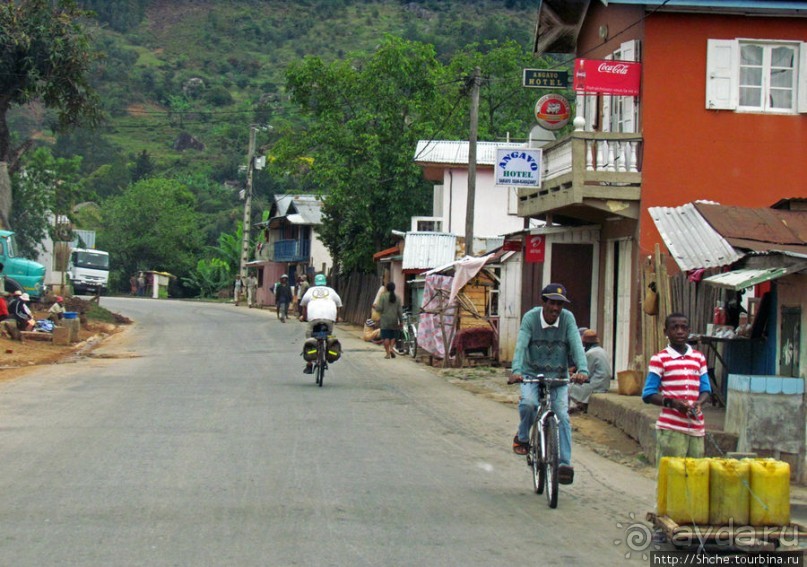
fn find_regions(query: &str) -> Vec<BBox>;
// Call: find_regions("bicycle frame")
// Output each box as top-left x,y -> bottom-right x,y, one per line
522,374 -> 569,509
312,326 -> 329,387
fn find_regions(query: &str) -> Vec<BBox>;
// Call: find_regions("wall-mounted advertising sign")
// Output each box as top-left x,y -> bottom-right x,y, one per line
522,69 -> 569,89
525,234 -> 545,263
534,94 -> 571,131
495,148 -> 542,188
572,58 -> 641,96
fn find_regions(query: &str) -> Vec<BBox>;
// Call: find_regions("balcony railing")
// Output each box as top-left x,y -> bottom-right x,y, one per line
273,239 -> 311,263
518,131 -> 643,221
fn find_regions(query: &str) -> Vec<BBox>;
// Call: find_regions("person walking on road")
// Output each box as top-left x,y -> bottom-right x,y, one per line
233,275 -> 243,306
246,272 -> 258,308
507,283 -> 589,486
373,282 -> 403,359
274,274 -> 293,322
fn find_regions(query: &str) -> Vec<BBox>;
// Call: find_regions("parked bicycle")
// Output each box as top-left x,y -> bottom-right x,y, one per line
392,309 -> 418,358
521,374 -> 570,509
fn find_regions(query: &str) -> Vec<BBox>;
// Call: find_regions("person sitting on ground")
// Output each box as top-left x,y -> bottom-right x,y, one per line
569,329 -> 612,414
299,274 -> 342,374
48,296 -> 66,324
507,283 -> 589,486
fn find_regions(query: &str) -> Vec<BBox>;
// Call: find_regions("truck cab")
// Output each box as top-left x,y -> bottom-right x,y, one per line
0,230 -> 46,300
67,248 -> 110,295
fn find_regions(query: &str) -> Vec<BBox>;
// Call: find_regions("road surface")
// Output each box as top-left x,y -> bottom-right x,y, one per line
0,298 -> 657,566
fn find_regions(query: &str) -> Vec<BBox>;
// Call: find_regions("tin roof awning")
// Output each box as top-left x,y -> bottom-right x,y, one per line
703,263 -> 807,291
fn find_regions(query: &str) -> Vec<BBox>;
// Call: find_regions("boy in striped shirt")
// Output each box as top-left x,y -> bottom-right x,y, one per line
642,312 -> 711,464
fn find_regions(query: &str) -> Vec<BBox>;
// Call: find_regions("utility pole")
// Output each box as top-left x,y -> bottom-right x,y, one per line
240,125 -> 257,279
465,66 -> 481,257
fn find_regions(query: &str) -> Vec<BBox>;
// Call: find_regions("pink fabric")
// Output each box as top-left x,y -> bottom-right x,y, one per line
417,275 -> 456,358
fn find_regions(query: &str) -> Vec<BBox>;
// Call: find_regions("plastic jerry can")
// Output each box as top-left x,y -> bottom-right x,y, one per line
666,458 -> 710,524
657,457 -> 671,516
709,459 -> 750,525
748,459 -> 790,526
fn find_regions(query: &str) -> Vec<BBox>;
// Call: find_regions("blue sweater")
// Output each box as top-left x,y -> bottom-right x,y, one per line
511,307 -> 588,379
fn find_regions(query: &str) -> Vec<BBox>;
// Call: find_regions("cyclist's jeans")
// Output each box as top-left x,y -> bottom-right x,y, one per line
518,383 -> 572,466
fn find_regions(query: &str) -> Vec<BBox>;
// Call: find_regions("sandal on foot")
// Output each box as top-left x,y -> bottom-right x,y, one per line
512,435 -> 528,456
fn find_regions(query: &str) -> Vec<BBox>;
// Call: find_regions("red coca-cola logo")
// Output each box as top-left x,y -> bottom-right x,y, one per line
597,62 -> 630,75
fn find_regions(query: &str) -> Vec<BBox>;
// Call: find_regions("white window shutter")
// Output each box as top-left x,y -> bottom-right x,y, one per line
706,39 -> 738,110
619,42 -> 636,132
798,42 -> 807,113
601,55 -> 613,132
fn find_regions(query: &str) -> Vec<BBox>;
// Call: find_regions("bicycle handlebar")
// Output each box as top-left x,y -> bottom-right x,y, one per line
518,374 -> 570,386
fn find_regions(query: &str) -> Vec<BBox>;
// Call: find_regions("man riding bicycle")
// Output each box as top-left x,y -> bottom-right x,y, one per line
508,283 -> 589,485
299,274 -> 343,374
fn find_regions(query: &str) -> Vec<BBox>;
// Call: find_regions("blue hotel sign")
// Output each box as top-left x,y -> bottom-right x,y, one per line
522,69 -> 569,89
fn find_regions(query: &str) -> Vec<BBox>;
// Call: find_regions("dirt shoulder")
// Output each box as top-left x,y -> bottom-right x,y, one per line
0,297 -> 129,382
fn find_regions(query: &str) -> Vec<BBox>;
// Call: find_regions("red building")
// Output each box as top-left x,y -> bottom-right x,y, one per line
523,1 -> 807,371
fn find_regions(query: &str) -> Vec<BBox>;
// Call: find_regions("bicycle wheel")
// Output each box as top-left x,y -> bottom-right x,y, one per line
531,422 -> 545,494
544,417 -> 560,508
407,324 -> 418,358
316,343 -> 326,387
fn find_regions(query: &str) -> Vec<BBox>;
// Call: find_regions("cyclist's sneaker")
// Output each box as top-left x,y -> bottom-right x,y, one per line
512,435 -> 528,455
303,365 -> 313,374
558,465 -> 574,485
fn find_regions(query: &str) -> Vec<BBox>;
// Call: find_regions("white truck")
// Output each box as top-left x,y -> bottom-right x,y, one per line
67,248 -> 110,295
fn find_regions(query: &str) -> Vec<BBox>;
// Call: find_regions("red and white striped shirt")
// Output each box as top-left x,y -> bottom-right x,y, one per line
647,345 -> 708,437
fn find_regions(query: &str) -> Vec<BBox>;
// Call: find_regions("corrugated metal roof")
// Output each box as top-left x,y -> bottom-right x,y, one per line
703,267 -> 790,290
695,202 -> 807,254
649,203 -> 743,271
414,141 -> 527,166
402,232 -> 457,271
259,194 -> 323,227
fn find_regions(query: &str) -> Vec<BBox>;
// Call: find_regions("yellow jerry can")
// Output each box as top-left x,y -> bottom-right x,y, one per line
666,458 -> 710,524
748,459 -> 790,527
709,459 -> 750,525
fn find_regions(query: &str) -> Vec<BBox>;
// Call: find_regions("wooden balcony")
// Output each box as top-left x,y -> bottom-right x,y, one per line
273,239 -> 311,263
518,131 -> 643,224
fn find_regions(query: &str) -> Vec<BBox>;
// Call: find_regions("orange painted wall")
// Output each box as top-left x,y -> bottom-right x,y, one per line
639,14 -> 807,255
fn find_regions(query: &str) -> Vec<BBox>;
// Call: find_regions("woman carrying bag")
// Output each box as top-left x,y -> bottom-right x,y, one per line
373,282 -> 403,359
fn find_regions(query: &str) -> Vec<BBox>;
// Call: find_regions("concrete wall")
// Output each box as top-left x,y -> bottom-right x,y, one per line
725,374 -> 806,481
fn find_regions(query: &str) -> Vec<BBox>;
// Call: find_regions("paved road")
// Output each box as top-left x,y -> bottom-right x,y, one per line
0,298 -> 657,566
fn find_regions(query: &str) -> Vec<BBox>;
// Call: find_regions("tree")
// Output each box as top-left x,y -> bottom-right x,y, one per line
10,147 -> 83,258
98,178 -> 203,291
0,0 -> 103,228
276,36 -> 452,273
130,150 -> 156,183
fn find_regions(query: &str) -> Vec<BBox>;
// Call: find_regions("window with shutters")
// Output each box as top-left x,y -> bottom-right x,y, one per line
707,39 -> 806,114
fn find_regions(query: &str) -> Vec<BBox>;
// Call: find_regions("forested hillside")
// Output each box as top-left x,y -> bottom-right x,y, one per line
7,0 -> 554,294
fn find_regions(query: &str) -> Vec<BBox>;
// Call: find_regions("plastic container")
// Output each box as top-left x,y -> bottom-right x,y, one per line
748,459 -> 790,526
63,311 -> 78,319
666,457 -> 710,524
657,457 -> 670,516
709,459 -> 750,525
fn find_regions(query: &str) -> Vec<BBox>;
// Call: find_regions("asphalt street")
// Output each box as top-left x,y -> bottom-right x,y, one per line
0,298 -> 658,566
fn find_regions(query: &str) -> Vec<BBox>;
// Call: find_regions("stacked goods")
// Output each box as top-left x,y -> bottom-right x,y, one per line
657,457 -> 790,526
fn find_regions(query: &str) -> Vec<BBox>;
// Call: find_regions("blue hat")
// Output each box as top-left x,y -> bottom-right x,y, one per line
541,283 -> 570,303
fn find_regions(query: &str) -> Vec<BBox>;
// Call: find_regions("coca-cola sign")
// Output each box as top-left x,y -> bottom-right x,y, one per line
572,58 -> 641,96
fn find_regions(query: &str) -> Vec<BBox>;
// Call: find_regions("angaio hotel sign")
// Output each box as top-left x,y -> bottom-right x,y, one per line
495,148 -> 542,188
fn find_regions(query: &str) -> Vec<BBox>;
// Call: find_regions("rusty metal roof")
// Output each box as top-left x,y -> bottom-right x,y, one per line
694,202 -> 807,254
648,203 -> 743,271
